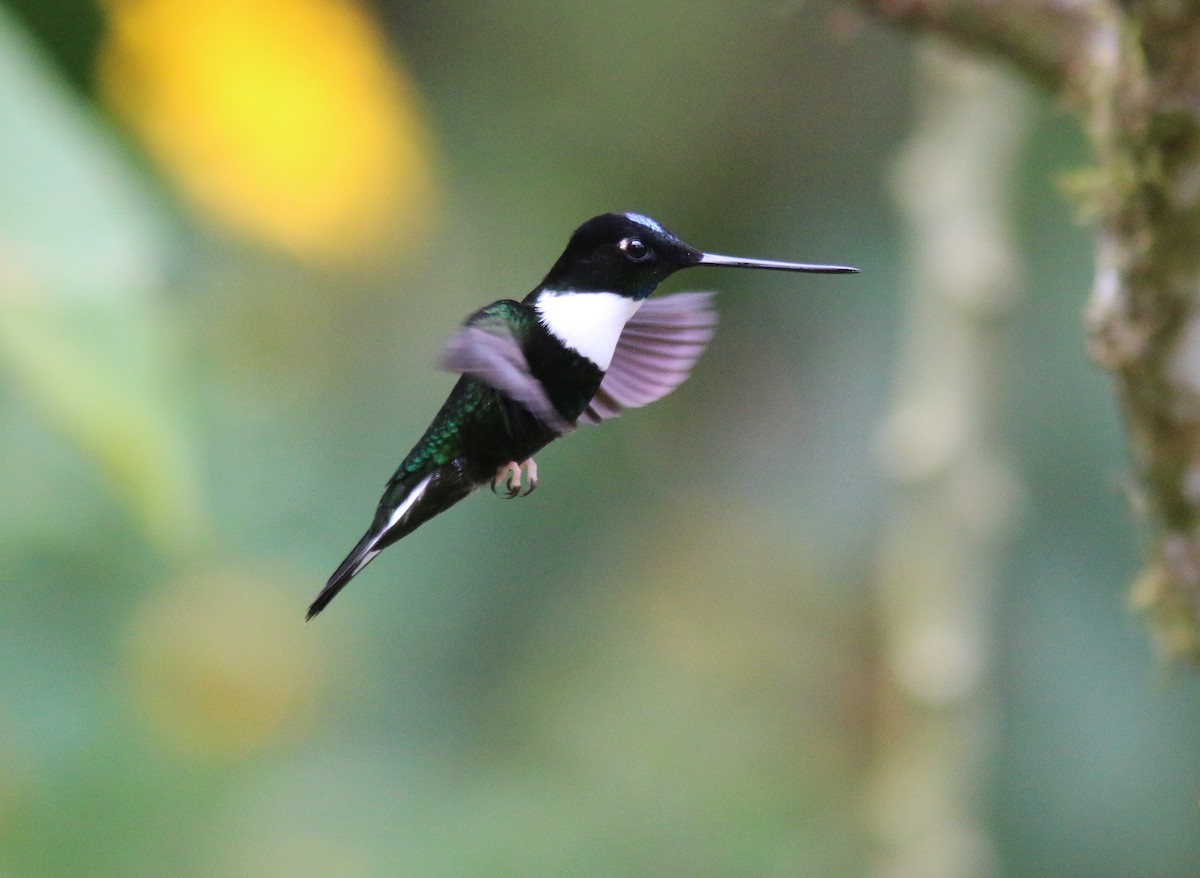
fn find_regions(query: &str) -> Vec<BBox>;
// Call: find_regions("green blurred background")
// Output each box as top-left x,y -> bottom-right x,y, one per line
1,1 -> 1198,876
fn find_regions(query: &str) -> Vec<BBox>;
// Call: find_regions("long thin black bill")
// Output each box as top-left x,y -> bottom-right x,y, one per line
699,252 -> 858,274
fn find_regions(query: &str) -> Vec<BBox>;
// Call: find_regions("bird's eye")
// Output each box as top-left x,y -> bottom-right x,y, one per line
620,237 -> 651,262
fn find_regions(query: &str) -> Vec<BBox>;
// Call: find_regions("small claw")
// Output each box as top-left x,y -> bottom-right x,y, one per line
492,459 -> 538,499
493,461 -> 522,499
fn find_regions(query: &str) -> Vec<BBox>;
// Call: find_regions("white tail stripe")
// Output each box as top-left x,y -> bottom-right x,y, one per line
379,472 -> 436,542
350,548 -> 382,579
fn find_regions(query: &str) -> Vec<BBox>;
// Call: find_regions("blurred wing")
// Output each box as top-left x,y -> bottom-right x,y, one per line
578,291 -> 717,426
439,302 -> 570,434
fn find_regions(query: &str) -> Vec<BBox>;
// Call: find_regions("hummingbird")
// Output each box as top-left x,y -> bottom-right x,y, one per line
310,212 -> 856,618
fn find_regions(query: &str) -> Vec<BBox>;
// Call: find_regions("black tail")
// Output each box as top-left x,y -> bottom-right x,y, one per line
308,464 -> 476,619
308,528 -> 380,620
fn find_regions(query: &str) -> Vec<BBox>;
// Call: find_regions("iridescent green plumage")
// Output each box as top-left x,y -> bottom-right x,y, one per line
310,299 -> 603,618
311,212 -> 856,618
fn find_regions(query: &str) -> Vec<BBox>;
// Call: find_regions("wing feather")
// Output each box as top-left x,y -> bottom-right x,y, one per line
578,291 -> 717,426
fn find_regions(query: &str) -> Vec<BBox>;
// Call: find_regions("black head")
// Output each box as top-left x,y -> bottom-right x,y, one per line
536,212 -> 857,301
538,213 -> 704,300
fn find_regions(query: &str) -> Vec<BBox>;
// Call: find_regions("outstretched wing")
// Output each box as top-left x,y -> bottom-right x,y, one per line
438,300 -> 570,434
578,291 -> 718,425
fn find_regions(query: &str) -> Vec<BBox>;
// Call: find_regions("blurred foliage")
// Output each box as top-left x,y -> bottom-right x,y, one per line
0,2 -> 1198,878
98,0 -> 437,261
0,3 -> 199,549
123,571 -> 320,761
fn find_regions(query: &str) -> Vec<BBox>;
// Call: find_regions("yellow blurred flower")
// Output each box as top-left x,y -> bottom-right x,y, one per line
124,570 -> 321,760
97,0 -> 437,261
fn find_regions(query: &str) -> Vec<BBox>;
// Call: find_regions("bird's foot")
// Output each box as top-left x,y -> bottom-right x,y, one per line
491,458 -> 538,498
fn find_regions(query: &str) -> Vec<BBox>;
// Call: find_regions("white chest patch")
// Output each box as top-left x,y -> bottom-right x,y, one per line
535,291 -> 642,371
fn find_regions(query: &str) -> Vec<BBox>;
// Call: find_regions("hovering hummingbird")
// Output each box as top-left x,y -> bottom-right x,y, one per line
310,212 -> 856,618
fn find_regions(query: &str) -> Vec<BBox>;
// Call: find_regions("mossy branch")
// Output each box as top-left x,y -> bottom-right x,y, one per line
855,0 -> 1098,93
857,0 -> 1200,661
